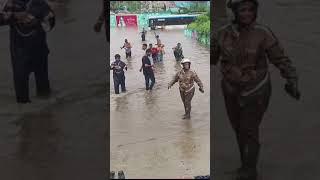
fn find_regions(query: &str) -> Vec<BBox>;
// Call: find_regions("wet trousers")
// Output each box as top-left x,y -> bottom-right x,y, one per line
222,79 -> 271,170
125,51 -> 131,58
180,87 -> 195,116
144,72 -> 155,90
113,74 -> 126,94
11,50 -> 50,103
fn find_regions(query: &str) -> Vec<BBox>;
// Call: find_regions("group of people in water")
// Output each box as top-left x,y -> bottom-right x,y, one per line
110,27 -> 204,119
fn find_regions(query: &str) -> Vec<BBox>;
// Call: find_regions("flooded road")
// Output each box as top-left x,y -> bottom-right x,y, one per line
110,27 -> 210,178
0,0 -> 106,179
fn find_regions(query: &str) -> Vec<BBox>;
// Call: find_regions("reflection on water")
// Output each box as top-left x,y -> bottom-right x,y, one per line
15,111 -> 62,162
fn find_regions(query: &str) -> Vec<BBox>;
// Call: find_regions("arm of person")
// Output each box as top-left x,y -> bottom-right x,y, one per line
193,71 -> 204,92
140,57 -> 144,72
265,27 -> 300,99
42,8 -> 56,32
110,63 -> 115,70
123,62 -> 128,71
168,72 -> 179,89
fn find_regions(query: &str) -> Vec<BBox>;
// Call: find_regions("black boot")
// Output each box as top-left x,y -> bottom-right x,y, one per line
246,141 -> 260,180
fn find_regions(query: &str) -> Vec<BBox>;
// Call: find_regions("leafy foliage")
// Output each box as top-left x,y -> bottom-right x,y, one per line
187,13 -> 210,35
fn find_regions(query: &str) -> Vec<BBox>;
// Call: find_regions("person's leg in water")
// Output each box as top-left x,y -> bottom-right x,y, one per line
120,74 -> 126,92
183,87 -> 195,119
222,80 -> 244,178
113,75 -> 120,94
159,52 -> 162,61
11,51 -> 32,103
144,73 -> 150,90
34,50 -> 51,98
238,82 -> 271,180
179,90 -> 187,117
149,72 -> 155,90
159,52 -> 163,61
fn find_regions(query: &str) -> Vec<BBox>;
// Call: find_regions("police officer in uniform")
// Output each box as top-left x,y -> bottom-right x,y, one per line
110,54 -> 127,94
0,0 -> 55,103
168,59 -> 204,119
212,0 -> 301,179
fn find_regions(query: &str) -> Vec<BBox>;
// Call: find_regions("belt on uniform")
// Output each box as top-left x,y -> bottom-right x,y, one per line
182,84 -> 195,93
241,72 -> 269,97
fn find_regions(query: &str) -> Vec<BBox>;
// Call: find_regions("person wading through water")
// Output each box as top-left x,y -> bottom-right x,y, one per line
212,0 -> 301,179
110,54 -> 127,94
0,0 -> 55,104
121,39 -> 132,59
140,49 -> 155,91
172,42 -> 184,61
168,58 -> 204,119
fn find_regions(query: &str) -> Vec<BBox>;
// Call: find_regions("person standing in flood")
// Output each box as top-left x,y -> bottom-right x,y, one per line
147,43 -> 158,62
110,54 -> 127,94
0,0 -> 55,103
155,34 -> 161,45
157,44 -> 165,62
168,59 -> 204,119
172,43 -> 184,61
140,27 -> 147,41
139,49 -> 155,91
212,0 -> 301,179
121,39 -> 132,59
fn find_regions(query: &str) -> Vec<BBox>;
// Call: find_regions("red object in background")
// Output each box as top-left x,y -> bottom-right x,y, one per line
151,47 -> 158,55
116,15 -> 138,27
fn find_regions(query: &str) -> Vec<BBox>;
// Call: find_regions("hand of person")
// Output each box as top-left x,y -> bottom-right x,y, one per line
15,13 -> 37,26
13,12 -> 29,23
284,79 -> 301,100
168,84 -> 172,90
139,68 -> 142,72
199,87 -> 204,93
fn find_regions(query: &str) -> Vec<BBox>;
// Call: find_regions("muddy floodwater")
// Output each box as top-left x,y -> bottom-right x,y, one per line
110,26 -> 210,178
